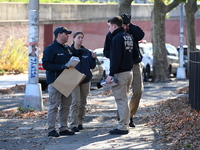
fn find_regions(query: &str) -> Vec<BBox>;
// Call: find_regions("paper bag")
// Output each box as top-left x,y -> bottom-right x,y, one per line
52,67 -> 86,97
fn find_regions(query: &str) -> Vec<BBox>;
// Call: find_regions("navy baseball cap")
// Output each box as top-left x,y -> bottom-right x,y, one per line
54,26 -> 72,36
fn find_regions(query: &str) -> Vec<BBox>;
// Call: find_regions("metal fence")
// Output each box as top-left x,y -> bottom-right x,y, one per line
189,51 -> 200,111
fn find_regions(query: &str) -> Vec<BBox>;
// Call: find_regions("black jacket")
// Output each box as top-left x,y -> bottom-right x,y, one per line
42,40 -> 74,84
103,23 -> 145,64
109,27 -> 134,76
71,44 -> 96,84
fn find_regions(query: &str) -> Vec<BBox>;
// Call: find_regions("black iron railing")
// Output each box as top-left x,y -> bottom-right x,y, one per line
189,51 -> 200,111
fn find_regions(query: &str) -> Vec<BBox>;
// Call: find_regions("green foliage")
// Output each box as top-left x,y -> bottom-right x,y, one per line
183,144 -> 192,148
0,36 -> 28,74
0,0 -> 117,3
17,106 -> 34,113
0,69 -> 6,75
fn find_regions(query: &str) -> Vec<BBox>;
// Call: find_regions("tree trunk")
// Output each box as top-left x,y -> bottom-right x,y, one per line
118,0 -> 133,15
152,0 -> 168,82
185,0 -> 198,53
152,0 -> 180,82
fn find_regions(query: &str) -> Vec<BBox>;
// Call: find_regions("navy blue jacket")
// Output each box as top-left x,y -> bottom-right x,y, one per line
127,23 -> 145,51
42,40 -> 74,84
109,27 -> 134,76
71,44 -> 96,84
104,23 -> 145,63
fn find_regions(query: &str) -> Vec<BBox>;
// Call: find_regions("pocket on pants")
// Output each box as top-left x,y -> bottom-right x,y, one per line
48,84 -> 59,103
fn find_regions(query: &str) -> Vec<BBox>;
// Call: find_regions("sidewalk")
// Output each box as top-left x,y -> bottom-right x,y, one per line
45,79 -> 189,150
0,73 -> 28,89
0,78 -> 189,150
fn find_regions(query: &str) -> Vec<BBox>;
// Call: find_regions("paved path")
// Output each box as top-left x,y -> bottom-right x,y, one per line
0,74 -> 28,89
44,79 -> 189,150
0,76 -> 189,149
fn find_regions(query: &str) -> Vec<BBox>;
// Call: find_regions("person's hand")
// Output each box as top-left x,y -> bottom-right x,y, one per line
106,76 -> 113,84
61,65 -> 69,70
92,52 -> 97,58
121,13 -> 131,25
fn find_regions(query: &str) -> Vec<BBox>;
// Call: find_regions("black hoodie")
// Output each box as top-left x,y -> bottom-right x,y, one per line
109,27 -> 134,76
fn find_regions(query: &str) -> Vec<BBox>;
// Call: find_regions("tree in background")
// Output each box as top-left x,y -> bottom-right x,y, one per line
118,0 -> 132,15
151,0 -> 182,82
185,0 -> 198,75
118,0 -> 199,82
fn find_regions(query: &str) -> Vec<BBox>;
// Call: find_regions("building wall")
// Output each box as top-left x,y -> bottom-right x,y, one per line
0,3 -> 200,59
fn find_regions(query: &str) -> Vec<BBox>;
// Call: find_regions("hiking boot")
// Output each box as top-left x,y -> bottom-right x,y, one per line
59,129 -> 75,136
129,118 -> 135,127
71,127 -> 79,132
78,124 -> 84,130
109,128 -> 129,135
48,130 -> 59,137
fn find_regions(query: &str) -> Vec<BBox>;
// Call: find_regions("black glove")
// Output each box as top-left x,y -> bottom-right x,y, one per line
61,65 -> 69,70
121,13 -> 131,25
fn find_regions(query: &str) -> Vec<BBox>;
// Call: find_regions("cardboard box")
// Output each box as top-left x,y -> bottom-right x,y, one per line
52,67 -> 86,97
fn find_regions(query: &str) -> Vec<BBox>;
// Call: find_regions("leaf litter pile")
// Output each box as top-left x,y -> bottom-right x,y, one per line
0,84 -> 47,119
138,86 -> 200,149
1,84 -> 200,149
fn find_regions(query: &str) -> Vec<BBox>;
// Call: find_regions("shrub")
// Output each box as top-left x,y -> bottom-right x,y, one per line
0,36 -> 28,74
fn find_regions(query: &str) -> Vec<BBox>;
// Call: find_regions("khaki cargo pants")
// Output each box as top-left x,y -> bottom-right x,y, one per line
47,84 -> 72,132
129,63 -> 144,117
112,71 -> 133,131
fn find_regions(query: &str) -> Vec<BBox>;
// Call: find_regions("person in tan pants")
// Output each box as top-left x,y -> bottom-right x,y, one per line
121,13 -> 145,127
104,14 -> 145,127
70,31 -> 96,132
105,16 -> 134,135
129,63 -> 144,127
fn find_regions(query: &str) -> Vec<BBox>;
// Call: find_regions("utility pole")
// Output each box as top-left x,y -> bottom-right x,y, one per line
176,3 -> 186,79
24,0 -> 43,111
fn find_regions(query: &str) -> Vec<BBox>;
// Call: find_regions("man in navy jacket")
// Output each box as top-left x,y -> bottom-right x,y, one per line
104,14 -> 145,128
121,13 -> 145,128
105,16 -> 134,135
42,26 -> 75,137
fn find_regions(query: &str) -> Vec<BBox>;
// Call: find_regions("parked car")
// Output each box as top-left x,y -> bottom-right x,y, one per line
93,45 -> 154,82
177,45 -> 200,76
139,41 -> 179,81
165,43 -> 179,76
139,42 -> 153,81
93,48 -> 110,76
38,57 -> 106,91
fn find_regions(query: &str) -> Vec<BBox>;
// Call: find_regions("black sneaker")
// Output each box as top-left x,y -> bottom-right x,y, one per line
78,124 -> 84,130
59,129 -> 75,136
71,127 -> 79,132
129,118 -> 135,127
109,128 -> 129,135
48,130 -> 59,137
